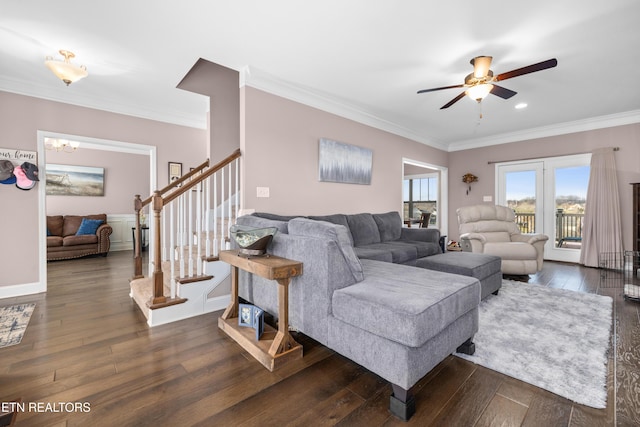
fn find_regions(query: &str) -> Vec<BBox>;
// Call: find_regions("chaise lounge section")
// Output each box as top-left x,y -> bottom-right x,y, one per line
234,214 -> 483,420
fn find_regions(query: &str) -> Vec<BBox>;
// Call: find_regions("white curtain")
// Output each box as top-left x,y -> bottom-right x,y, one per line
580,147 -> 623,267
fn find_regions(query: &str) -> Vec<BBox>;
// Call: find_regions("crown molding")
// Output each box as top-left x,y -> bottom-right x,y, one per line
0,77 -> 208,129
240,66 -> 449,151
447,109 -> 640,152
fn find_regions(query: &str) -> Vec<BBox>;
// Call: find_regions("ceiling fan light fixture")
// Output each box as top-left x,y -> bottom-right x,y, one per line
466,84 -> 493,101
45,50 -> 88,86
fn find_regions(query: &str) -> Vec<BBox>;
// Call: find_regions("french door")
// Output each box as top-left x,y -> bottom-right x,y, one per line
496,154 -> 590,263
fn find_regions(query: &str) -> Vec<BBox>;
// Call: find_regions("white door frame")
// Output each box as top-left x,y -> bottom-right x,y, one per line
495,153 -> 591,263
402,158 -> 448,238
36,131 -> 157,294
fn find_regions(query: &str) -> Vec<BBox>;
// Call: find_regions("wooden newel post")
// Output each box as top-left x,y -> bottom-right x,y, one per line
132,194 -> 143,279
151,191 -> 166,305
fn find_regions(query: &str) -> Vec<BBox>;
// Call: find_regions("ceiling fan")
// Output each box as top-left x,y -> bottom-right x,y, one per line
417,56 -> 558,110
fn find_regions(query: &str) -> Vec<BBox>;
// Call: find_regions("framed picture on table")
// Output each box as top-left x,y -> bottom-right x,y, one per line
239,304 -> 253,327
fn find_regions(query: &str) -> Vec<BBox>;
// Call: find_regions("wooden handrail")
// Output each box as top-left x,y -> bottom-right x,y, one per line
131,148 -> 242,299
137,158 -> 211,208
163,149 -> 241,206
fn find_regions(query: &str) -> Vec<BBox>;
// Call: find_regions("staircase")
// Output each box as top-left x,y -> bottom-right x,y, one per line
129,149 -> 241,326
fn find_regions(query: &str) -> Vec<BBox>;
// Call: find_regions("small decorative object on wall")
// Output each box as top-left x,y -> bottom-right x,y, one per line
0,148 -> 37,164
0,148 -> 39,190
45,164 -> 104,196
462,173 -> 478,195
318,138 -> 372,185
169,162 -> 182,185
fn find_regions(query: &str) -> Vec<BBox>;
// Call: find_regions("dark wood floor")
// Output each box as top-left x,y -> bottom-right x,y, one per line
1,252 -> 638,426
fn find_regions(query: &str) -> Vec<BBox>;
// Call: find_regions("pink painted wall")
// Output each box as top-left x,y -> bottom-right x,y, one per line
240,87 -> 448,215
177,59 -> 240,162
0,90 -> 207,288
45,148 -> 149,215
447,123 -> 640,249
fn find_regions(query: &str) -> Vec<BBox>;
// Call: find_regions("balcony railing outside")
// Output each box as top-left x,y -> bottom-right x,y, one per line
514,209 -> 584,248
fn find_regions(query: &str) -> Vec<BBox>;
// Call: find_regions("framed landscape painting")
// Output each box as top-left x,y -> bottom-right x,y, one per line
318,138 -> 372,185
45,164 -> 105,196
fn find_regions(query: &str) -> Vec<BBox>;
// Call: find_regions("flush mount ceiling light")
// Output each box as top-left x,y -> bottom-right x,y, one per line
45,50 -> 88,86
45,138 -> 80,153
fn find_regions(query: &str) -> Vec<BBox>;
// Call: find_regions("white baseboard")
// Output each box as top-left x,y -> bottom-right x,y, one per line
0,281 -> 46,299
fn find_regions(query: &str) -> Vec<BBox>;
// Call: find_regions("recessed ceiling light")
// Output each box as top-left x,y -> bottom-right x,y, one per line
515,103 -> 528,109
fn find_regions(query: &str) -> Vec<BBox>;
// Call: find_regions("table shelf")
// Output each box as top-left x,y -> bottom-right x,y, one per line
218,250 -> 303,371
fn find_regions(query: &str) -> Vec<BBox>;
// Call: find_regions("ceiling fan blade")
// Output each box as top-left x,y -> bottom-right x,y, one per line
471,56 -> 492,78
417,84 -> 464,94
495,58 -> 558,81
490,85 -> 517,99
440,91 -> 467,109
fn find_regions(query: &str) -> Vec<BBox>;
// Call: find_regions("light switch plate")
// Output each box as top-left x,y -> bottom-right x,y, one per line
256,187 -> 270,198
483,195 -> 493,202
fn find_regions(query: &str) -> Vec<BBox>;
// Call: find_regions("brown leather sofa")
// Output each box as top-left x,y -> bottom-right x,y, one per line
47,214 -> 113,261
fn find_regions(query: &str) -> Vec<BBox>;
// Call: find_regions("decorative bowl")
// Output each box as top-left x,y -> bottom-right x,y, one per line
230,225 -> 278,256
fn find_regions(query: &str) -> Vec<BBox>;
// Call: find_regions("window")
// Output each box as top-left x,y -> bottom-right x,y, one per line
403,175 -> 438,226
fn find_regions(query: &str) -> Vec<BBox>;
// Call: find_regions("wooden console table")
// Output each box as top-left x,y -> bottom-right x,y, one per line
218,250 -> 303,371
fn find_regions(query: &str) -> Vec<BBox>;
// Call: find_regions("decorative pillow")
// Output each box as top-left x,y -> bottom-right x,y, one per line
75,218 -> 104,236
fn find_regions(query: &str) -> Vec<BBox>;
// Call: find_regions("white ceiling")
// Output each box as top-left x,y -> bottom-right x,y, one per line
2,0 -> 639,151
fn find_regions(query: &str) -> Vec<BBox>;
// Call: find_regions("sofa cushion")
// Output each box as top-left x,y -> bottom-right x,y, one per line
76,218 -> 104,235
393,240 -> 441,258
288,217 -> 364,282
47,215 -> 64,237
332,259 -> 480,347
416,252 -> 502,279
346,213 -> 381,246
47,236 -> 63,247
353,247 -> 393,263
308,214 -> 352,244
356,242 -> 417,265
237,215 -> 290,234
64,235 -> 99,246
253,212 -> 302,222
62,214 -> 107,236
372,211 -> 402,242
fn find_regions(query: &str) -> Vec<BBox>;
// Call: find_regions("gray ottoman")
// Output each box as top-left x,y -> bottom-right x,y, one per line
416,252 -> 502,299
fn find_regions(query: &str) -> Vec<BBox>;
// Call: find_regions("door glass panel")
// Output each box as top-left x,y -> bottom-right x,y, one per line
554,165 -> 589,249
505,170 -> 537,233
403,176 -> 438,226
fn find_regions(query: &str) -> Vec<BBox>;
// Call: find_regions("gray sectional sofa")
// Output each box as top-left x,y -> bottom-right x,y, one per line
252,211 -> 443,264
234,211 -> 501,420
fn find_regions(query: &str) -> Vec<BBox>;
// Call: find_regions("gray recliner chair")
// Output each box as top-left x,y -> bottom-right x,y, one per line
457,204 -> 548,275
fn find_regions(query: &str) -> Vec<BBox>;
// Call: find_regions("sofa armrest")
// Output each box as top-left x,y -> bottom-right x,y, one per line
459,232 -> 486,243
459,232 -> 486,252
510,233 -> 549,245
399,227 -> 440,244
96,223 -> 113,253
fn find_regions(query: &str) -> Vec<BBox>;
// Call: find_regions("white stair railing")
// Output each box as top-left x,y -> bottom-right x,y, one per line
133,149 -> 241,307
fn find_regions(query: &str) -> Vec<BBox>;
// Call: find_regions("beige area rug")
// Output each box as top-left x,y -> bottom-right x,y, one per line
0,303 -> 36,348
456,280 -> 612,408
